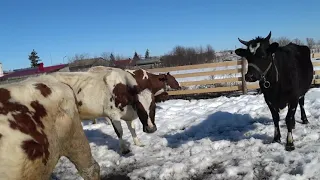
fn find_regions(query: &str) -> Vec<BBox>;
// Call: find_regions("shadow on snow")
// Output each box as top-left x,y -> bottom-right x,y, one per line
163,111 -> 274,148
84,128 -> 124,152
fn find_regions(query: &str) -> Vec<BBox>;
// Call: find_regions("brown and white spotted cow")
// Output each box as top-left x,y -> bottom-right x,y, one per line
87,66 -> 180,150
88,66 -> 181,103
0,75 -> 100,180
51,70 -> 157,154
125,68 -> 181,102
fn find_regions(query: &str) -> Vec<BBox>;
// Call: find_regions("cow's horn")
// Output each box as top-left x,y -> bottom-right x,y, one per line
238,38 -> 249,46
265,31 -> 272,41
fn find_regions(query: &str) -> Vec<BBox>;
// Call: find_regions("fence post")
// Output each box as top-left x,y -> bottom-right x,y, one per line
241,58 -> 248,94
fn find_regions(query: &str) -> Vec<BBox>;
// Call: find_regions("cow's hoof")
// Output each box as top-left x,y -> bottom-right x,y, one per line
285,144 -> 295,151
121,149 -> 131,155
302,120 -> 309,124
133,138 -> 145,147
272,139 -> 281,143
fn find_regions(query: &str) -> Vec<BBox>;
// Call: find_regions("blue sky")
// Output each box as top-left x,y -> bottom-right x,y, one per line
0,0 -> 319,71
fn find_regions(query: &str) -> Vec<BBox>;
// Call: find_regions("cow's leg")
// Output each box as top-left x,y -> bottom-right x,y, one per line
110,120 -> 130,154
266,102 -> 281,143
125,121 -> 144,147
299,96 -> 309,124
92,118 -> 97,124
285,100 -> 299,151
65,120 -> 100,180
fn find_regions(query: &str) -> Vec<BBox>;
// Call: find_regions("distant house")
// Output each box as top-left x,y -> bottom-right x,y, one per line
69,57 -> 110,72
311,45 -> 320,53
112,58 -> 137,68
311,45 -> 320,58
0,62 -> 69,84
135,57 -> 161,69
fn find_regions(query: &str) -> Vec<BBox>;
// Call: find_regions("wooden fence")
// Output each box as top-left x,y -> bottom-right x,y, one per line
147,60 -> 320,96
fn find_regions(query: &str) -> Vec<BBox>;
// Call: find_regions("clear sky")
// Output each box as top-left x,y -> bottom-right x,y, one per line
0,0 -> 320,71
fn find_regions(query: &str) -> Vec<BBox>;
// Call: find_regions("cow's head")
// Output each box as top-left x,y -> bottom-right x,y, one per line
159,72 -> 181,90
235,31 -> 279,82
135,89 -> 157,133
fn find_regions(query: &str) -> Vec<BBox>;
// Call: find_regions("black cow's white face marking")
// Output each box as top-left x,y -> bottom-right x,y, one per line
249,42 -> 260,55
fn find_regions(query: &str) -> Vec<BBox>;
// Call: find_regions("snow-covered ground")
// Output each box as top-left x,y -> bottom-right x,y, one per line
52,87 -> 320,180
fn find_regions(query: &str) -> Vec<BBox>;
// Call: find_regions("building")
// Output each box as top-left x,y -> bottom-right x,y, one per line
134,57 -> 161,69
0,62 -> 69,84
311,45 -> 320,58
112,58 -> 137,68
68,57 -> 110,72
0,63 -> 3,77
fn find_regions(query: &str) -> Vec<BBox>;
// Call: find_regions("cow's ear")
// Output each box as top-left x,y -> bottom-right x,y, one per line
159,74 -> 167,81
267,42 -> 279,54
235,48 -> 247,57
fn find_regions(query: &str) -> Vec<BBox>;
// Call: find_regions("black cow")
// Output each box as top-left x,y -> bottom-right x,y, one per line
235,31 -> 314,151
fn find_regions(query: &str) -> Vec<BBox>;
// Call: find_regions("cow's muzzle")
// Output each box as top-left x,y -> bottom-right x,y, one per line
143,125 -> 157,133
245,73 -> 258,82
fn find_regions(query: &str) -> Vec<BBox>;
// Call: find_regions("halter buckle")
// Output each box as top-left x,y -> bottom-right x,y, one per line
263,81 -> 271,88
260,75 -> 270,89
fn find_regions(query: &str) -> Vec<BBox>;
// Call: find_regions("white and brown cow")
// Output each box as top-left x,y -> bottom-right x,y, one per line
0,75 -> 100,180
88,66 -> 181,103
51,70 -> 157,154
0,69 -> 157,179
87,66 -> 180,150
125,68 -> 181,102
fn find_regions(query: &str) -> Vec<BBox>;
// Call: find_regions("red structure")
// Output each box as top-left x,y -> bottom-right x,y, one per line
0,63 -> 68,81
113,58 -> 137,68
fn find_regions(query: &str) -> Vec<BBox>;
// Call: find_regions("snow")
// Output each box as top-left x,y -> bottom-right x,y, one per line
52,87 -> 320,180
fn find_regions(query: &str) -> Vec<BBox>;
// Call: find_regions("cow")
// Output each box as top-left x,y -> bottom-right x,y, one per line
235,31 -> 314,151
125,68 -> 181,102
51,70 -> 157,155
88,66 -> 181,103
87,66 -> 179,150
0,69 -> 157,179
0,75 -> 100,180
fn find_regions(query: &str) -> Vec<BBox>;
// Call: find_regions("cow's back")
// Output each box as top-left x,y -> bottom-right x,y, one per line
295,44 -> 314,93
0,75 -> 78,180
286,43 -> 314,94
276,43 -> 313,96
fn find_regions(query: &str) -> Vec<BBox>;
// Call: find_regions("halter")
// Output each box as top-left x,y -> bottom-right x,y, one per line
163,75 -> 168,92
164,81 -> 168,92
247,53 -> 279,89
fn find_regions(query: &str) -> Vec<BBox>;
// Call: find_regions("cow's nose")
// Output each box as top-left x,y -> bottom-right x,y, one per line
245,74 -> 253,82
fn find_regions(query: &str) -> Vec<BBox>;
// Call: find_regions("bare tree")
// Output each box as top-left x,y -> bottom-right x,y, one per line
115,55 -> 128,61
205,44 -> 216,62
269,37 -> 276,43
101,52 -> 111,60
68,53 -> 90,63
292,38 -> 304,45
276,37 -> 291,46
172,46 -> 186,57
306,38 -> 316,49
